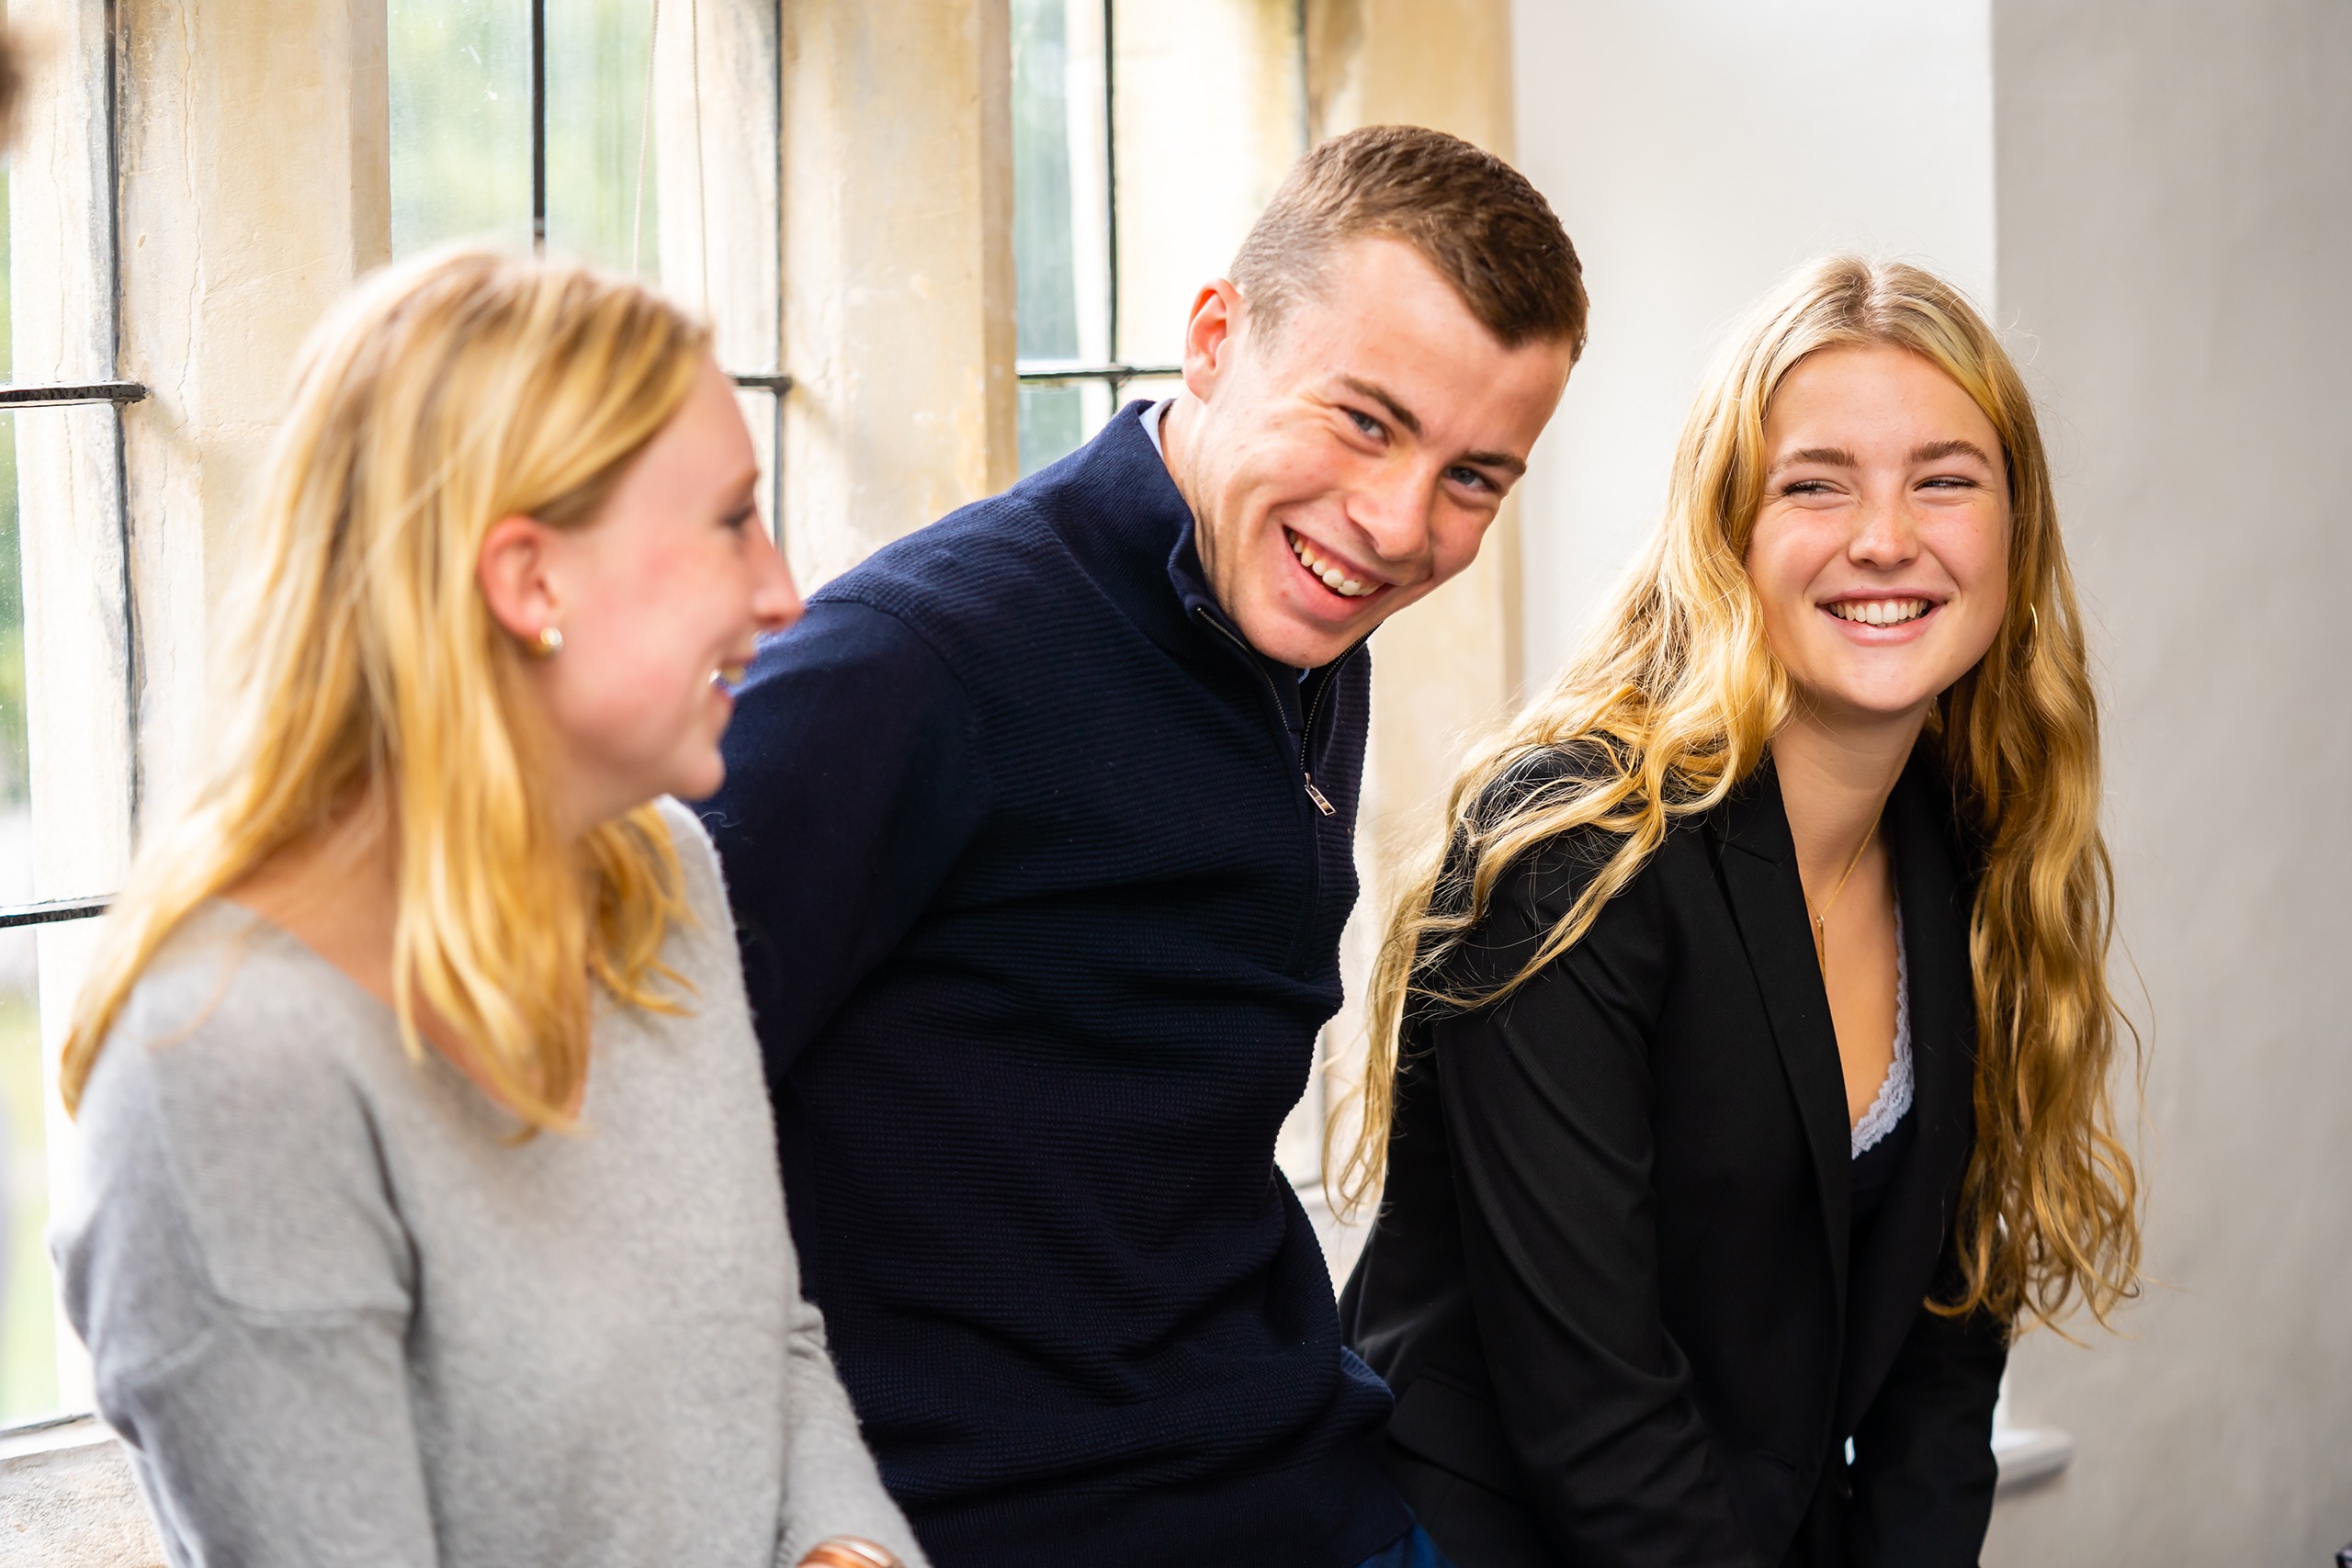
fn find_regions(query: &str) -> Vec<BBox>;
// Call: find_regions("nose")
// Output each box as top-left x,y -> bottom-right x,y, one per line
749,519 -> 804,633
1347,470 -> 1438,569
1850,485 -> 1923,570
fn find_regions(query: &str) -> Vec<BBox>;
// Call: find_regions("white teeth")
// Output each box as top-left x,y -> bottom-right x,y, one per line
1290,532 -> 1380,598
1828,598 -> 1930,626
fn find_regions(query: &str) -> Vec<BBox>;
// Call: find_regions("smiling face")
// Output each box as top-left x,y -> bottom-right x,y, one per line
1164,237 -> 1574,669
481,357 -> 802,832
1744,344 -> 2012,736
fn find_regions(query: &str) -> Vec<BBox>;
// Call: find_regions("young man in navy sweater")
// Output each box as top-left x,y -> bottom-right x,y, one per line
700,126 -> 1587,1567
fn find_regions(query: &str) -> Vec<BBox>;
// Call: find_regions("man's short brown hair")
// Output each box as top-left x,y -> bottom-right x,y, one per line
1230,124 -> 1588,359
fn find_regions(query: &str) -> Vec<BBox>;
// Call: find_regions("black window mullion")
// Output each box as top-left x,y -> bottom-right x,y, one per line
0,383 -> 147,408
530,0 -> 548,254
0,897 -> 113,931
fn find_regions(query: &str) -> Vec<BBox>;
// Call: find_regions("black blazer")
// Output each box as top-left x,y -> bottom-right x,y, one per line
1341,747 -> 2008,1568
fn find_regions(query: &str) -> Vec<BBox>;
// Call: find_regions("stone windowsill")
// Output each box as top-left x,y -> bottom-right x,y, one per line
0,1417 -> 163,1566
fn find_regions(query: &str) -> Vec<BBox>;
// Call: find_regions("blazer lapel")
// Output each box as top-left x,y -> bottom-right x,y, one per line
1710,764 -> 1852,1301
1834,749 -> 1981,1433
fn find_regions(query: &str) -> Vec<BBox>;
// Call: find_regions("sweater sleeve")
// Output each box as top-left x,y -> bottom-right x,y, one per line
1432,842 -> 1766,1567
773,1287 -> 933,1568
54,1016 -> 439,1568
697,598 -> 989,1078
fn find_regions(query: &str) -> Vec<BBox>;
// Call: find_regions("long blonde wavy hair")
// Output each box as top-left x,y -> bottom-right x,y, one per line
1340,255 -> 2141,1330
62,248 -> 710,1131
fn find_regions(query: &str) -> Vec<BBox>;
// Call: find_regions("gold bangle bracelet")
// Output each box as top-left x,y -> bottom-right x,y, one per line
798,1540 -> 902,1568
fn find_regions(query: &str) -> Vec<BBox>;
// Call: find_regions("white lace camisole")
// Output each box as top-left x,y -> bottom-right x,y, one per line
1850,906 -> 1914,1159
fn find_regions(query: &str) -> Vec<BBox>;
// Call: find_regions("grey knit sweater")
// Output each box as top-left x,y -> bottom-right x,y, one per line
51,799 -> 927,1568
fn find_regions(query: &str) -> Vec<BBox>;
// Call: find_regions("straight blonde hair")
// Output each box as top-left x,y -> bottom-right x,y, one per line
1339,256 -> 2142,1331
62,248 -> 711,1130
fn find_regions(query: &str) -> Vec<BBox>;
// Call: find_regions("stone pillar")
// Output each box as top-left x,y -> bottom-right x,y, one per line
652,0 -> 786,532
1308,0 -> 1518,156
779,0 -> 1020,587
113,0 -> 391,810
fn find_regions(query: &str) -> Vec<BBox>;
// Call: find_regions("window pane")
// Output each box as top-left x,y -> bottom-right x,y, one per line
1016,2 -> 1302,473
0,175 -> 59,1414
1018,380 -> 1116,476
0,917 -> 54,1425
390,0 -> 533,256
1111,0 -> 1304,368
1013,0 -> 1081,364
546,0 -> 661,275
1118,373 -> 1183,408
0,169 -> 27,803
0,417 -> 25,834
1013,0 -> 1112,473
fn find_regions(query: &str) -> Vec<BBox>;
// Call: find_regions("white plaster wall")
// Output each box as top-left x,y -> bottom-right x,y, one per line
1982,1 -> 2352,1561
1508,0 -> 1996,682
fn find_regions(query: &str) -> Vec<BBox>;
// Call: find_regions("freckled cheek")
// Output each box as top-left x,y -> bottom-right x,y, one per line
1962,529 -> 2011,598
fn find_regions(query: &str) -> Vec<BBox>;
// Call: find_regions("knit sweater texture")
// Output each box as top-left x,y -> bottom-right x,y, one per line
699,404 -> 1406,1566
51,799 -> 927,1568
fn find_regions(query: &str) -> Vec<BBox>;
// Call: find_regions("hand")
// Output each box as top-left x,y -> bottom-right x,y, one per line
798,1540 -> 902,1568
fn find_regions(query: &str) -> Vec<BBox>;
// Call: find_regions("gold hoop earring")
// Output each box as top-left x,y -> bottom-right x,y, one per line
529,626 -> 564,659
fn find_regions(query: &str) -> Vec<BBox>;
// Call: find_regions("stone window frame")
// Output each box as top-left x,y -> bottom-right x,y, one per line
6,0 -> 141,1433
0,0 -> 1025,1450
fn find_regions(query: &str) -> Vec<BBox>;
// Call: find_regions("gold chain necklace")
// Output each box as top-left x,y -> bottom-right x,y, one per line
1807,807 -> 1883,972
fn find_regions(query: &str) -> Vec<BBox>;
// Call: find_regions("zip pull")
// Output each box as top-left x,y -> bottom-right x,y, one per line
1304,775 -> 1336,817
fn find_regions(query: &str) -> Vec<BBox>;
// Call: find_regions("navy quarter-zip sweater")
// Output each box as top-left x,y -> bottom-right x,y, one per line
698,405 -> 1408,1567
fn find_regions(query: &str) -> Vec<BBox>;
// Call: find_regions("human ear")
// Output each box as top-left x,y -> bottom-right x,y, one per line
1182,280 -> 1242,400
476,514 -> 564,648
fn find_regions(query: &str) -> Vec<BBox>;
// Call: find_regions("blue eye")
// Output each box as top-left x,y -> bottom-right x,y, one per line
1447,467 -> 1491,492
1348,409 -> 1383,438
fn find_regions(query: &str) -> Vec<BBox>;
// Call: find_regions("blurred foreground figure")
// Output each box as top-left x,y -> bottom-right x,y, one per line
1341,257 -> 2143,1568
51,250 -> 924,1568
701,126 -> 1586,1568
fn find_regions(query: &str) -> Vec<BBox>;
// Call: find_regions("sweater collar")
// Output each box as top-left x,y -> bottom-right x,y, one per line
1046,400 -> 1267,669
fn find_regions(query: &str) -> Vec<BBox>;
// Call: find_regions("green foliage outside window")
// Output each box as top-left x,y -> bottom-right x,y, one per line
390,0 -> 662,276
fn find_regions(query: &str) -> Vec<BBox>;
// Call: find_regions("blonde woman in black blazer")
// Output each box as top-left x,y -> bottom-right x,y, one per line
1339,258 -> 2141,1568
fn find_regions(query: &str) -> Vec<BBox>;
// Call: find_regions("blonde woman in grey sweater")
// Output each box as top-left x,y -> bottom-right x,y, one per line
50,250 -> 925,1568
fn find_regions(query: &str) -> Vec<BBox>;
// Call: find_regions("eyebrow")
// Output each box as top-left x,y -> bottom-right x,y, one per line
1340,376 -> 1423,438
1770,439 -> 1997,475
1910,437 -> 1996,467
1337,375 -> 1529,479
1771,446 -> 1858,474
